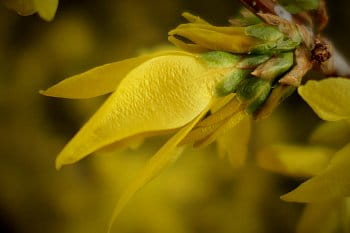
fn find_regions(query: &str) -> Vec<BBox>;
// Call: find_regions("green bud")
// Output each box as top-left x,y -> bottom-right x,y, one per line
216,69 -> 250,96
245,24 -> 284,41
252,52 -> 294,80
236,77 -> 272,113
200,51 -> 240,68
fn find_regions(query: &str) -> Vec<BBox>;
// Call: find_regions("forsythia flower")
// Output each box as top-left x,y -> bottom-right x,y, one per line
41,10 -> 344,229
1,0 -> 58,21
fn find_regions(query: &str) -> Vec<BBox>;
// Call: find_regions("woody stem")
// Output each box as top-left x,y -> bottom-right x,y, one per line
238,0 -> 277,15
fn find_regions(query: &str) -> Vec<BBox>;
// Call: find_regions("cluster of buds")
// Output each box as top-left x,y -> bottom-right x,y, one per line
168,0 -> 334,120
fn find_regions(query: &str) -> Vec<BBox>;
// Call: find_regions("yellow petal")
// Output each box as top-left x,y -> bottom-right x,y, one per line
196,110 -> 247,147
41,51 -> 193,99
310,121 -> 350,149
175,23 -> 247,35
257,144 -> 334,178
210,93 -> 235,113
296,200 -> 343,233
108,107 -> 209,233
2,0 -> 35,16
179,121 -> 222,145
181,97 -> 243,145
217,116 -> 251,168
169,27 -> 260,53
298,78 -> 350,121
33,0 -> 58,21
55,55 -> 216,169
281,143 -> 350,202
198,96 -> 241,127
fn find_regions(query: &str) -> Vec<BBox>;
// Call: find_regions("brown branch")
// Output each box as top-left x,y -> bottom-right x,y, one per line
316,0 -> 329,33
238,0 -> 276,15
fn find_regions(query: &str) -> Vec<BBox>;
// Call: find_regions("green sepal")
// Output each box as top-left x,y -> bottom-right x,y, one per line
253,52 -> 294,80
274,39 -> 300,52
245,24 -> 284,41
251,39 -> 299,55
236,77 -> 272,113
250,41 -> 278,54
200,51 -> 241,68
216,69 -> 250,96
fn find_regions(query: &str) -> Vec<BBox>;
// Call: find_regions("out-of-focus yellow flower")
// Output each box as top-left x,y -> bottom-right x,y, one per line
280,78 -> 350,202
257,78 -> 350,203
255,78 -> 350,233
1,0 -> 58,21
257,144 -> 334,178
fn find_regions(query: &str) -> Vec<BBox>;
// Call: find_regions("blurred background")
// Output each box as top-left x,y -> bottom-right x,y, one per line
0,0 -> 349,233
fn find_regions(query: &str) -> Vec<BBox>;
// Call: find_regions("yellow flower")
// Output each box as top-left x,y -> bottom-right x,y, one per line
41,48 -> 260,228
41,12 -> 304,229
2,0 -> 58,21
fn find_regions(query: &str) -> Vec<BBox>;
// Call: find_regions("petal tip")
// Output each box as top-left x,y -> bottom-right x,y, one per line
280,193 -> 293,202
39,89 -> 48,96
55,158 -> 63,170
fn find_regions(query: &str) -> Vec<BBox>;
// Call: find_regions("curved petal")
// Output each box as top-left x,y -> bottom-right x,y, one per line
56,55 -> 217,169
281,143 -> 350,202
257,144 -> 334,178
298,78 -> 350,121
41,51 -> 193,99
196,110 -> 247,147
217,116 -> 251,168
181,97 -> 242,145
108,107 -> 209,232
